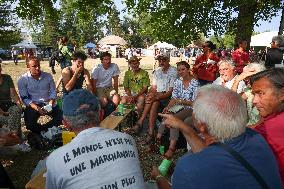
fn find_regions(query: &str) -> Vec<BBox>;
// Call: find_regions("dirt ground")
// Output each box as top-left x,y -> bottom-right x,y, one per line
0,56 -> 186,188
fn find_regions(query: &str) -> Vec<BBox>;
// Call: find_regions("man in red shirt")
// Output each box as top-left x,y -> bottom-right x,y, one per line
231,39 -> 250,74
251,68 -> 284,185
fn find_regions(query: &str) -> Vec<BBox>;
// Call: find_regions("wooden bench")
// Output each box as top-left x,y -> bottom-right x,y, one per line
100,108 -> 134,131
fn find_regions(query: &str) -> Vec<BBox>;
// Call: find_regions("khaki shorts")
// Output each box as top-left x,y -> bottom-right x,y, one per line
96,87 -> 116,99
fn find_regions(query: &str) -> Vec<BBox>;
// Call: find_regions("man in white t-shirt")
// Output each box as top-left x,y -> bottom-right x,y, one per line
46,89 -> 145,189
213,59 -> 246,94
131,53 -> 177,144
91,52 -> 120,108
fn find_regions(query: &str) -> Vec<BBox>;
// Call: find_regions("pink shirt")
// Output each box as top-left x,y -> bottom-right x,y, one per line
254,111 -> 284,185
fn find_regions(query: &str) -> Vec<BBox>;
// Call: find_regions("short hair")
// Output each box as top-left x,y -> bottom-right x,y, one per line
63,112 -> 99,130
250,68 -> 284,112
193,85 -> 247,142
205,41 -> 216,51
272,35 -> 284,47
176,61 -> 190,69
72,51 -> 87,61
218,59 -> 235,69
27,56 -> 40,65
61,36 -> 68,44
250,68 -> 284,91
100,52 -> 111,60
244,62 -> 266,73
238,39 -> 247,45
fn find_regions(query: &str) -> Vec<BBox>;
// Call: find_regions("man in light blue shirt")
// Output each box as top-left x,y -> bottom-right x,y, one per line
18,57 -> 62,134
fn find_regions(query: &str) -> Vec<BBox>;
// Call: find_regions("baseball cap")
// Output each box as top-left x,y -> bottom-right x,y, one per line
62,89 -> 100,116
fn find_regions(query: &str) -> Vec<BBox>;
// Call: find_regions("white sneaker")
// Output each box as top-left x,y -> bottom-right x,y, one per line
41,126 -> 62,140
12,142 -> 31,152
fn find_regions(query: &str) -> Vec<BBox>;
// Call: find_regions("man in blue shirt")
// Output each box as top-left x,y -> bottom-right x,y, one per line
154,85 -> 282,189
18,57 -> 62,134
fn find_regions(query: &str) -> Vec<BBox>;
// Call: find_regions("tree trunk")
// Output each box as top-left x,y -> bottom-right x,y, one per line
278,5 -> 284,35
234,3 -> 258,50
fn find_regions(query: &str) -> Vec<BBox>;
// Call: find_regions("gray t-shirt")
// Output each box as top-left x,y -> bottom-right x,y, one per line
91,63 -> 120,88
46,127 -> 145,189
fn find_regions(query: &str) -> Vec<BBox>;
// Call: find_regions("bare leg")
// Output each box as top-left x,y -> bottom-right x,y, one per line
136,95 -> 145,118
100,97 -> 108,108
164,139 -> 177,159
56,76 -> 62,91
112,94 -> 120,106
148,101 -> 159,136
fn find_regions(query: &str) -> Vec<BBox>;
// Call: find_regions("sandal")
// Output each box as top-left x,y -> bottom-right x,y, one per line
164,147 -> 176,159
129,123 -> 142,135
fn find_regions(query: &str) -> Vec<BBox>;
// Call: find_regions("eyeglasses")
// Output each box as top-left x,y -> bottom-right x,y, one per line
202,45 -> 208,48
270,41 -> 275,44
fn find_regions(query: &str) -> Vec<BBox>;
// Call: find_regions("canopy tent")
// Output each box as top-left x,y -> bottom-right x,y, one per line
11,40 -> 37,49
84,42 -> 96,49
148,41 -> 176,50
98,35 -> 127,45
250,31 -> 278,47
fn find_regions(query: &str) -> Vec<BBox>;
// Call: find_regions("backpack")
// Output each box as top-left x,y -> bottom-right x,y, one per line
50,46 -> 65,64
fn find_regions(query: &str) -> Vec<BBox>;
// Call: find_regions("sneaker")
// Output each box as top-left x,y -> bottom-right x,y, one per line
12,142 -> 31,152
41,126 -> 62,140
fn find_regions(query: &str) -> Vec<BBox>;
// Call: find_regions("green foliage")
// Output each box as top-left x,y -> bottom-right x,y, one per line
125,0 -> 283,47
0,1 -> 21,48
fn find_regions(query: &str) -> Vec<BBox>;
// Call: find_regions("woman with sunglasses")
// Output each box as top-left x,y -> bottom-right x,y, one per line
192,41 -> 220,86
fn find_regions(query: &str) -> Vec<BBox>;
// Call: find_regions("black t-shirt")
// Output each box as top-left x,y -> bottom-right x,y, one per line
0,74 -> 14,103
265,48 -> 283,69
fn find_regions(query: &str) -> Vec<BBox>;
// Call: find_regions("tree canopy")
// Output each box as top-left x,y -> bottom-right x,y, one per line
0,1 -> 21,48
2,0 -> 283,48
125,0 -> 283,47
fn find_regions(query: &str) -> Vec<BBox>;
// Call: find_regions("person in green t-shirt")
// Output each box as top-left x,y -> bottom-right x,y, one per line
121,56 -> 150,117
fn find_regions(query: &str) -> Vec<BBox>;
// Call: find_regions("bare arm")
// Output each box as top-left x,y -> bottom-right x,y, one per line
124,87 -> 132,96
159,113 -> 206,153
151,167 -> 171,189
113,75 -> 119,93
84,70 -> 93,93
156,88 -> 173,101
91,79 -> 97,94
10,88 -> 22,107
133,86 -> 148,99
62,68 -> 81,92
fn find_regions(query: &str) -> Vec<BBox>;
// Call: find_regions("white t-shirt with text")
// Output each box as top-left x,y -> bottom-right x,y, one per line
46,127 -> 145,189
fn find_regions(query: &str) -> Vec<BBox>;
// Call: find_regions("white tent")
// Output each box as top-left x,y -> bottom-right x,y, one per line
148,41 -> 176,50
250,31 -> 278,47
98,35 -> 127,45
11,40 -> 37,49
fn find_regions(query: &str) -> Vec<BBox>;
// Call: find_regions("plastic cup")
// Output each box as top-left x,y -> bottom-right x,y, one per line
57,98 -> 62,110
62,131 -> 76,145
158,159 -> 172,176
118,104 -> 125,115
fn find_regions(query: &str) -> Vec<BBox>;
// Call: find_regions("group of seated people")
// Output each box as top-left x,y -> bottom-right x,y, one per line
0,39 -> 284,188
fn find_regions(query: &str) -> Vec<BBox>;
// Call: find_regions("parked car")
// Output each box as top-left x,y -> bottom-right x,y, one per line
0,48 -> 12,60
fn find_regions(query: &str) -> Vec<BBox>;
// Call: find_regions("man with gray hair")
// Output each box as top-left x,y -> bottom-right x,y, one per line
250,68 -> 284,184
213,59 -> 246,93
45,89 -> 145,189
265,35 -> 284,69
152,85 -> 282,189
